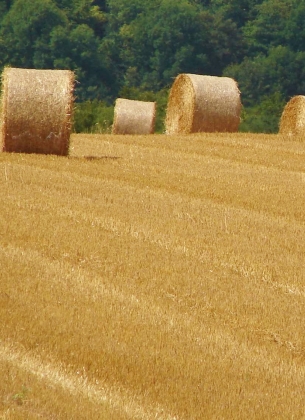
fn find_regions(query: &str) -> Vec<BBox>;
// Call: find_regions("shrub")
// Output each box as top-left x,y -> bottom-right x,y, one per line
239,92 -> 286,133
73,100 -> 114,133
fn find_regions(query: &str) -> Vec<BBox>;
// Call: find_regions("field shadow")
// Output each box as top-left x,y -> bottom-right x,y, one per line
85,155 -> 121,161
69,155 -> 121,161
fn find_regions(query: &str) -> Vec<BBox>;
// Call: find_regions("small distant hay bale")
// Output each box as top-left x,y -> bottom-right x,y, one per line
279,95 -> 305,135
112,98 -> 156,134
1,67 -> 74,155
165,73 -> 241,134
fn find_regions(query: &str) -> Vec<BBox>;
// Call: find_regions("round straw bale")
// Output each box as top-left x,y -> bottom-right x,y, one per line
165,73 -> 241,134
112,98 -> 156,134
279,95 -> 305,135
1,67 -> 74,155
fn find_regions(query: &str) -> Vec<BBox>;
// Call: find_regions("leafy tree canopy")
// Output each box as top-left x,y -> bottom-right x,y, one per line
1,0 -> 305,132
0,0 -> 113,100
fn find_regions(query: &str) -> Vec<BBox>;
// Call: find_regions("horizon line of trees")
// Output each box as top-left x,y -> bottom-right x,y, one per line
1,0 -> 305,133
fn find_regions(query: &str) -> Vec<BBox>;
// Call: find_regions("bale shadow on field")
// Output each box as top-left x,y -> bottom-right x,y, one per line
85,155 -> 121,161
69,155 -> 121,161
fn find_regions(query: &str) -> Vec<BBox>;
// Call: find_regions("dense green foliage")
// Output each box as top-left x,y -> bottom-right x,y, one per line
73,100 -> 114,133
0,0 -> 305,132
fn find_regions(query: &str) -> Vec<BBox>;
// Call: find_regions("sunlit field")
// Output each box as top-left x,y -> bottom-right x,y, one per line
0,132 -> 305,419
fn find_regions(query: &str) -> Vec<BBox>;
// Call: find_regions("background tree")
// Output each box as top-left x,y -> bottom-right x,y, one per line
0,0 -> 114,101
243,0 -> 294,56
0,0 -> 67,68
1,0 -> 305,132
209,0 -> 264,27
103,0 -> 243,92
223,0 -> 305,131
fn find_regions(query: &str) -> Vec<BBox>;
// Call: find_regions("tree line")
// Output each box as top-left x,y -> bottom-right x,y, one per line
0,0 -> 304,132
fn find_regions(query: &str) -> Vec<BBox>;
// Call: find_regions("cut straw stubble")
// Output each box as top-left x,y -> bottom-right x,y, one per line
1,67 -> 74,155
165,73 -> 241,134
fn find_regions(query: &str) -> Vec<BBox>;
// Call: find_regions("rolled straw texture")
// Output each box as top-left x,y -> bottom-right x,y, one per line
165,74 -> 241,134
279,96 -> 305,135
1,67 -> 74,155
112,98 -> 156,134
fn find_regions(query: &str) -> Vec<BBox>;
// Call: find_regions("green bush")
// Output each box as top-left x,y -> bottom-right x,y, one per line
73,100 -> 114,133
239,92 -> 286,133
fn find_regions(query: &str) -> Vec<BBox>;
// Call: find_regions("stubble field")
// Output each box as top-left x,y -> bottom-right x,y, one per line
0,132 -> 305,419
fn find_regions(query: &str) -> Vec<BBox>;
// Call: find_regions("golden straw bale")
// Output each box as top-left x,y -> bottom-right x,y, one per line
1,67 -> 74,155
165,73 -> 241,134
112,98 -> 156,134
279,96 -> 305,135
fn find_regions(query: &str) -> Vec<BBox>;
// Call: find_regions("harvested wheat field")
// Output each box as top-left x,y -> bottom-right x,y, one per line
0,132 -> 305,419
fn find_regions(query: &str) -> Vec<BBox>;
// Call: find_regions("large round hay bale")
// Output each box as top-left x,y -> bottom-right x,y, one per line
112,98 -> 156,134
1,67 -> 74,155
279,96 -> 305,135
165,73 -> 241,134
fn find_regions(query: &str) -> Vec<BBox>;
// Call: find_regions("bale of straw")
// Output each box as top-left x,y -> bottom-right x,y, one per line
112,98 -> 156,134
165,73 -> 241,134
1,67 -> 74,155
279,95 -> 305,135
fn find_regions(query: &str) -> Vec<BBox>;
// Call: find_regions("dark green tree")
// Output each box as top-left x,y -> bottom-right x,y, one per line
104,0 -> 242,92
0,0 -> 12,16
225,46 -> 305,132
239,91 -> 286,133
225,46 -> 305,106
0,0 -> 114,101
208,8 -> 242,68
285,0 -> 305,52
52,0 -> 107,36
209,0 -> 264,27
243,0 -> 295,56
0,0 -> 67,68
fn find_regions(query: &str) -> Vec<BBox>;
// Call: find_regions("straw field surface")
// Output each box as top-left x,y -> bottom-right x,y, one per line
0,132 -> 305,419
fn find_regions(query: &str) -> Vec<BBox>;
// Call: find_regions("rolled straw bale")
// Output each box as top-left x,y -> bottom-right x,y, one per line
1,67 -> 74,155
112,98 -> 156,134
279,95 -> 305,135
165,73 -> 241,134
